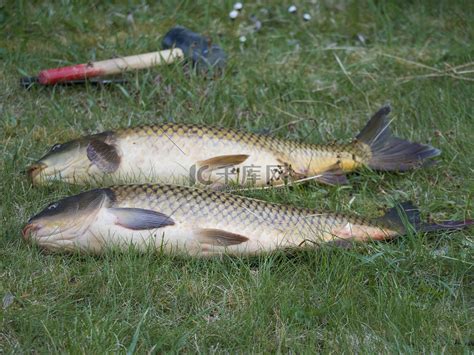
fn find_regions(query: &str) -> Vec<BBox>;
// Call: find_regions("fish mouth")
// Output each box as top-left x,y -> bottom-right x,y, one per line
22,223 -> 41,241
26,159 -> 90,185
21,223 -> 77,251
26,163 -> 47,184
21,223 -> 71,242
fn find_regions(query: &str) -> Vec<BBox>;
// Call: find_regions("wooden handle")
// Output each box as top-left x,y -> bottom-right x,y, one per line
37,48 -> 184,85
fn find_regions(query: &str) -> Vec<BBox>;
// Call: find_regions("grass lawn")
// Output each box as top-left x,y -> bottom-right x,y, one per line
1,0 -> 473,352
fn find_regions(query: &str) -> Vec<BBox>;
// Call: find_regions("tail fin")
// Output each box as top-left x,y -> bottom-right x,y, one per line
376,201 -> 473,234
356,105 -> 441,171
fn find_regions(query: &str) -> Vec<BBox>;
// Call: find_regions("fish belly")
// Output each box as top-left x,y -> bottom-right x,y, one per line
114,137 -> 283,186
88,209 -> 202,254
114,137 -> 197,184
86,207 -> 308,256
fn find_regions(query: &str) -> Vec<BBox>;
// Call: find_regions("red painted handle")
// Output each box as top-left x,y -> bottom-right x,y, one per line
36,49 -> 183,85
37,63 -> 105,85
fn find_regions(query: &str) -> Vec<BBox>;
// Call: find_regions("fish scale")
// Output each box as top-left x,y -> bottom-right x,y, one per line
120,123 -> 349,155
109,184 -> 356,244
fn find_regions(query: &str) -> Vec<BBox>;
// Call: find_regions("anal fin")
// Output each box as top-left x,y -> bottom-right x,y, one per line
269,159 -> 349,187
283,164 -> 349,187
314,164 -> 349,186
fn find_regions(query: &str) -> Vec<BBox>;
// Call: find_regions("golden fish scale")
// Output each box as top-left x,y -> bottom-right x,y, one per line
115,123 -> 369,164
109,184 -> 374,241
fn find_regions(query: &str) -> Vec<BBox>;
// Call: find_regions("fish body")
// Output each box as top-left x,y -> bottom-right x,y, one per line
22,184 -> 471,256
94,125 -> 362,185
28,106 -> 440,188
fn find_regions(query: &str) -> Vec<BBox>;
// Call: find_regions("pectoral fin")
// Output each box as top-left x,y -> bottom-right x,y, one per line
109,208 -> 175,230
197,154 -> 249,170
87,139 -> 120,173
196,228 -> 249,246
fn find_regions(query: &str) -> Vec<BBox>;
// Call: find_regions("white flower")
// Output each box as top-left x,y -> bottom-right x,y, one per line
234,2 -> 243,11
229,10 -> 239,19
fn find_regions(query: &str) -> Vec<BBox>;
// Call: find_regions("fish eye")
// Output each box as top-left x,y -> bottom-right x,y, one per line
47,203 -> 59,210
51,144 -> 62,152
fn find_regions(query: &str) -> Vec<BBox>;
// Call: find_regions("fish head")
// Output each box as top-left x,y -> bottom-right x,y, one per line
22,189 -> 112,250
27,133 -> 118,185
27,138 -> 90,184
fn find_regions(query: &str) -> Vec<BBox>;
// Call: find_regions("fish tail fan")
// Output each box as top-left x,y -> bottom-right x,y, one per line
376,201 -> 473,234
326,202 -> 471,249
356,105 -> 441,171
417,219 -> 474,233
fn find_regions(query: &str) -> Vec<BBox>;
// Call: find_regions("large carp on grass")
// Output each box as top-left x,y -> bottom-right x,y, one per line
22,184 -> 471,256
27,106 -> 440,188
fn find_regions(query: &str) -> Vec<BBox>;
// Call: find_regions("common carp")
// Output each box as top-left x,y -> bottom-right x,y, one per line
22,184 -> 471,256
27,106 -> 440,188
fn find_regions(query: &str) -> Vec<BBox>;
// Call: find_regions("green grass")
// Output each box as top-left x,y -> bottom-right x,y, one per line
1,0 -> 473,352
